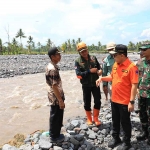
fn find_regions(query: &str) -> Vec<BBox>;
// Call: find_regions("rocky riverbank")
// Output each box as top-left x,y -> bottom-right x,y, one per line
0,53 -> 139,78
2,102 -> 150,150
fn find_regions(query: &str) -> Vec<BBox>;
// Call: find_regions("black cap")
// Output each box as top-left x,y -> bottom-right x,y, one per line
48,47 -> 61,57
109,44 -> 127,54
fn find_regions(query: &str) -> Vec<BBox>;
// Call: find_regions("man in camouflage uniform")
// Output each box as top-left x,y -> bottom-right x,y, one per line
136,43 -> 150,145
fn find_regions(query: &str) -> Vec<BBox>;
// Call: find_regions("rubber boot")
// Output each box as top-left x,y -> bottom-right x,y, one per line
93,108 -> 101,126
136,127 -> 148,141
85,111 -> 93,125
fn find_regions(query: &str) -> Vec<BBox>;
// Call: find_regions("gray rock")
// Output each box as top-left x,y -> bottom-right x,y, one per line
71,120 -> 80,127
39,139 -> 52,149
53,146 -> 63,150
80,123 -> 88,130
2,144 -> 19,150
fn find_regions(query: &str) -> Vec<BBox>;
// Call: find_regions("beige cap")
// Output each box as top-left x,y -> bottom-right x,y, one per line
106,42 -> 116,50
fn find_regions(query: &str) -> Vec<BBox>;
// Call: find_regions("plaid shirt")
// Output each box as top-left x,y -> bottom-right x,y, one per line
45,61 -> 65,105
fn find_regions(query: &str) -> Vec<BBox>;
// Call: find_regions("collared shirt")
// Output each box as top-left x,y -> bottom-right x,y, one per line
138,58 -> 150,98
111,58 -> 139,105
102,54 -> 115,86
45,61 -> 65,105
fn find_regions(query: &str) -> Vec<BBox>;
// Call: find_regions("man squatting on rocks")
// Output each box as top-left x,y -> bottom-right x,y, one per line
45,47 -> 65,143
75,42 -> 102,126
102,42 -> 115,101
96,44 -> 138,150
136,43 -> 150,145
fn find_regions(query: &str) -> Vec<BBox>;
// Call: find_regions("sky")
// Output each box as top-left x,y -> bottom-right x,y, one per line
0,0 -> 150,47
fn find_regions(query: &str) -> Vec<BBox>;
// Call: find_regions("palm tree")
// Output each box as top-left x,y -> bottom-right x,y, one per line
27,36 -> 33,44
72,39 -> 76,51
27,36 -> 34,53
76,38 -> 82,44
15,29 -> 26,47
12,38 -> 19,54
47,39 -> 52,49
67,39 -> 71,51
128,41 -> 135,51
98,41 -> 102,51
12,38 -> 18,46
37,42 -> 41,53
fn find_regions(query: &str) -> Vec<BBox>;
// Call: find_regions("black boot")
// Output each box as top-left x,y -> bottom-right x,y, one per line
108,137 -> 122,149
136,131 -> 148,140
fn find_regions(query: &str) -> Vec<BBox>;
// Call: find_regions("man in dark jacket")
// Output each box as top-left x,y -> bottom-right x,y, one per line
75,42 -> 102,126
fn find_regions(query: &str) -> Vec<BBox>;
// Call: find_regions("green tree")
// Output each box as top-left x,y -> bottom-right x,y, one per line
72,39 -> 76,51
27,36 -> 34,53
98,41 -> 102,51
76,38 -> 82,44
37,42 -> 41,53
15,29 -> 26,47
128,41 -> 135,51
0,39 -> 3,54
12,38 -> 19,54
47,39 -> 52,49
67,39 -> 71,51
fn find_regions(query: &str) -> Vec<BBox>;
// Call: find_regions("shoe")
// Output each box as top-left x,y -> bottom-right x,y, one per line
117,142 -> 132,150
50,134 -> 64,143
108,138 -> 122,149
136,131 -> 148,140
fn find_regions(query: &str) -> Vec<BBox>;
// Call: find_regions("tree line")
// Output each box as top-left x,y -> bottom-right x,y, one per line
0,28 -> 149,55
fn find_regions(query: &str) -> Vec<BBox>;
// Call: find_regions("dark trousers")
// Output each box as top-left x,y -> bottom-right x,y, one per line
49,105 -> 64,138
139,96 -> 150,132
82,86 -> 101,111
111,102 -> 131,143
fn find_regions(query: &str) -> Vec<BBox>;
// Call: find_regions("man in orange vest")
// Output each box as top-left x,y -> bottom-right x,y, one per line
96,44 -> 139,150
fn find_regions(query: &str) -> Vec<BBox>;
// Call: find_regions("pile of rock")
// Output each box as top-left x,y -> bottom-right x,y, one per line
2,103 -> 150,150
0,54 -> 139,78
0,54 -> 78,78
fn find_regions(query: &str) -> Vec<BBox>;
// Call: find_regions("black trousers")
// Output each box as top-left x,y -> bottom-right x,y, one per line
49,105 -> 64,138
111,102 -> 131,143
139,96 -> 150,132
82,86 -> 101,111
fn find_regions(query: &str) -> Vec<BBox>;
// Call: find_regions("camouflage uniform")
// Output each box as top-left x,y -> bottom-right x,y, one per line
138,58 -> 150,133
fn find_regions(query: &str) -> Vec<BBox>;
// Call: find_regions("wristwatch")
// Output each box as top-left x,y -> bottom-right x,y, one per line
130,100 -> 135,105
